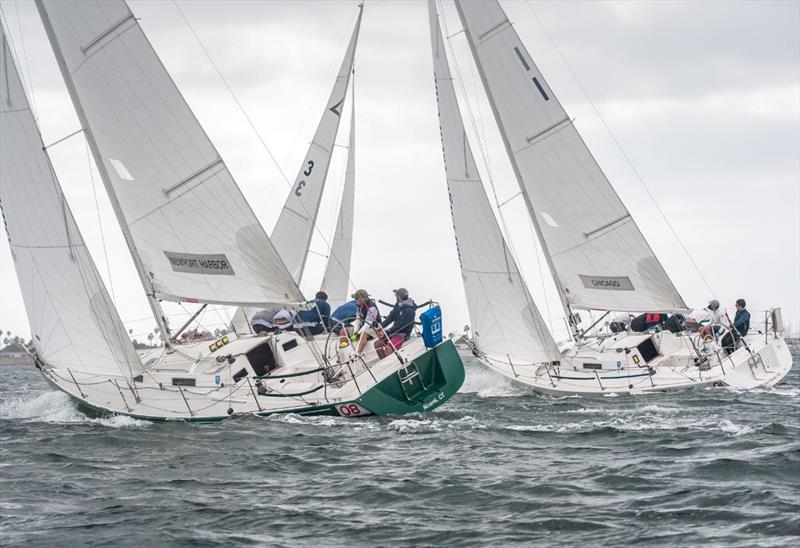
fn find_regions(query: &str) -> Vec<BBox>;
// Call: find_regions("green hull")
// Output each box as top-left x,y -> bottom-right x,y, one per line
42,340 -> 465,422
354,337 -> 465,415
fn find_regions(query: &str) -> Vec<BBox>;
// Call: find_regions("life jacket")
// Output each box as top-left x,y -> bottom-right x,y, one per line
357,299 -> 382,325
645,313 -> 662,325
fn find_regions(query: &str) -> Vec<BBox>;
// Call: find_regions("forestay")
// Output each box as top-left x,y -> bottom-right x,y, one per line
36,0 -> 302,307
271,5 -> 362,283
428,2 -> 559,364
455,0 -> 686,313
0,26 -> 142,377
320,90 -> 356,309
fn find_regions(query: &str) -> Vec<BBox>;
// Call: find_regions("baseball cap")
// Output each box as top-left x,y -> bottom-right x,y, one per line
351,289 -> 369,300
393,287 -> 409,299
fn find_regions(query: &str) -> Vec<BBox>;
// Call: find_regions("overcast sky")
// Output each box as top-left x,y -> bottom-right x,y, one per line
1,0 -> 798,342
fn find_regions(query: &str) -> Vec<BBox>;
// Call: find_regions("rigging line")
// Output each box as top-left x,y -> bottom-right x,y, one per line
256,31 -> 352,222
171,0 -> 360,292
523,0 -> 716,298
170,0 -> 290,187
86,141 -> 116,303
438,0 -> 558,345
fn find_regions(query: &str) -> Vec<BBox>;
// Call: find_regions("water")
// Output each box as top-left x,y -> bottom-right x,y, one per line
1,351 -> 798,547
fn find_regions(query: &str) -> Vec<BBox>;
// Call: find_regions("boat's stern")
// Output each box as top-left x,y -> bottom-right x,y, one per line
353,339 -> 465,416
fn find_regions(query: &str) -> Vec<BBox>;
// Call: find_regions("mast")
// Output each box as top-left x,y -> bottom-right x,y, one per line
36,1 -> 173,346
453,1 -> 578,338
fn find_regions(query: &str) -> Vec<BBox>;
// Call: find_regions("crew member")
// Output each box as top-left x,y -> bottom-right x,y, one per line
722,298 -> 750,354
374,288 -> 416,359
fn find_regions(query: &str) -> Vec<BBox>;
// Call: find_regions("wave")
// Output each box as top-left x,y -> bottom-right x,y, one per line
0,390 -> 149,428
387,415 -> 486,434
458,361 -> 524,398
500,415 -> 784,436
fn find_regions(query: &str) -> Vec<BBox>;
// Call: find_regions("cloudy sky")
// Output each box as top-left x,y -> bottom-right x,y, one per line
1,0 -> 798,342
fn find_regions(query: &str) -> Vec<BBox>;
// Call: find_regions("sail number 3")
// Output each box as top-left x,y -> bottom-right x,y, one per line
294,160 -> 315,196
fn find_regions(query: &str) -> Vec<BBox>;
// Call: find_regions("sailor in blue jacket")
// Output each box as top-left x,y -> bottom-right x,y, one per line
375,288 -> 416,359
723,298 -> 750,354
295,291 -> 332,333
732,298 -> 751,336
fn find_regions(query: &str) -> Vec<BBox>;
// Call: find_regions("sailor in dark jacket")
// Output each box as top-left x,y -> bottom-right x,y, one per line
723,298 -> 750,354
375,288 -> 416,359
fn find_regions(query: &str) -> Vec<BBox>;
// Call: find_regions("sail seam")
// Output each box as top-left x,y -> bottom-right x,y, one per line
0,106 -> 29,114
11,243 -> 86,249
309,140 -> 332,154
462,268 -> 524,275
280,205 -> 309,222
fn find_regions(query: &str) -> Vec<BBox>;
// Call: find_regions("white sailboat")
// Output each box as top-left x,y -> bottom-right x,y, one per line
429,0 -> 792,396
0,1 -> 464,421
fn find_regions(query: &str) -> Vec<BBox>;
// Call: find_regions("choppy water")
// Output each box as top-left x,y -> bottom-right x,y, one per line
1,350 -> 798,547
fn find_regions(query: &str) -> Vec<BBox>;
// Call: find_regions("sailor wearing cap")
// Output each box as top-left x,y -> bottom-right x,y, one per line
685,299 -> 728,332
347,289 -> 381,354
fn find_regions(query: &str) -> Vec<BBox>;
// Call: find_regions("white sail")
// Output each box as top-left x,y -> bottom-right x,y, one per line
320,90 -> 356,309
271,5 -> 363,283
428,2 -> 558,364
0,25 -> 142,377
36,0 -> 303,308
455,0 -> 686,313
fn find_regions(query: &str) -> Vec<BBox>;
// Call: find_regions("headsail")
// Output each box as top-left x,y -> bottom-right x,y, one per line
428,2 -> 558,364
0,24 -> 142,377
35,0 -> 303,309
320,87 -> 356,309
455,0 -> 686,313
271,5 -> 363,283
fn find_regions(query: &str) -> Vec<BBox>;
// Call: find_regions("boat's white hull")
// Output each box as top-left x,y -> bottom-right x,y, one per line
471,331 -> 793,397
36,331 -> 465,421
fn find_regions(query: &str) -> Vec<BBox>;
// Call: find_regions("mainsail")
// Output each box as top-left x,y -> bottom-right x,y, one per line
0,24 -> 142,377
35,0 -> 303,312
271,5 -> 363,283
428,1 -> 558,363
320,89 -> 356,309
455,0 -> 686,313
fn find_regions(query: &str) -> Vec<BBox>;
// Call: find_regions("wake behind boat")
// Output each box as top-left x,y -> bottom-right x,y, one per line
428,0 -> 791,396
0,1 -> 464,421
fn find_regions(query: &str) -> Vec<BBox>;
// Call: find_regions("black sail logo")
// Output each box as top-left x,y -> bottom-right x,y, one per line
579,275 -> 634,291
164,251 -> 235,276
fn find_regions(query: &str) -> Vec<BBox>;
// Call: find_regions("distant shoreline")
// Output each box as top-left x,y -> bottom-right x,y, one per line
0,356 -> 34,366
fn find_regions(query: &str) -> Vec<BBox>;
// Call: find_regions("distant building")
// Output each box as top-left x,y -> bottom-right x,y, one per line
0,342 -> 34,366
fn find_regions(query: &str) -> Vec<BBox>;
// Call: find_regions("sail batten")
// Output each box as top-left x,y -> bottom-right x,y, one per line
455,0 -> 686,314
428,1 -> 558,364
1,22 -> 142,377
271,5 -> 363,284
35,0 -> 303,314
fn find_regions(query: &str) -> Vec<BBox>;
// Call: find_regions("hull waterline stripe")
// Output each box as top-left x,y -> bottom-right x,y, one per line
553,372 -> 652,381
